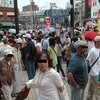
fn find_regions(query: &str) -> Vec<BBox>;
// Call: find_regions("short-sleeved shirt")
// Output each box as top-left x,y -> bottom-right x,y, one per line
86,47 -> 100,76
41,39 -> 49,51
47,46 -> 57,67
67,53 -> 88,88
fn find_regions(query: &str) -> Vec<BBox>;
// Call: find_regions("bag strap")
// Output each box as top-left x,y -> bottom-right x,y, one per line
91,51 -> 100,68
50,46 -> 57,56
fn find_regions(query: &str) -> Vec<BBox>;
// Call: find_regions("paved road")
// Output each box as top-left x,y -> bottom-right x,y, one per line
16,62 -> 95,100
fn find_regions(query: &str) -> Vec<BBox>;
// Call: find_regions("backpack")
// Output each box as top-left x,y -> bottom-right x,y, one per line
28,41 -> 37,60
31,41 -> 37,57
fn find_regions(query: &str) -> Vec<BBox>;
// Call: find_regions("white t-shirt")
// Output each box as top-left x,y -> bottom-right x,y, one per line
26,68 -> 64,100
86,47 -> 100,76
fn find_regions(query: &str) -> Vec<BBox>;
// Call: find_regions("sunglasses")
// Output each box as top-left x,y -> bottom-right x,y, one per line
38,59 -> 47,63
6,54 -> 13,57
80,46 -> 88,48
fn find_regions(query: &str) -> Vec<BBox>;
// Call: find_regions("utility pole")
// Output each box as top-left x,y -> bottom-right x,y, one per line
70,0 -> 74,37
30,0 -> 34,28
14,0 -> 19,34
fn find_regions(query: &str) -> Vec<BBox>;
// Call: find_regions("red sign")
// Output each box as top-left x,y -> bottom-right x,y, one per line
98,9 -> 100,19
88,0 -> 92,8
45,17 -> 51,29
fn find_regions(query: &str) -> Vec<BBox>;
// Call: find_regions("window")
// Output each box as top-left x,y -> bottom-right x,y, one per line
7,16 -> 14,20
0,15 -> 3,20
9,0 -> 12,4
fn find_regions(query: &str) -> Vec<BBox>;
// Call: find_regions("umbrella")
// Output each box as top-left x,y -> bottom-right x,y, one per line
86,21 -> 93,26
1,22 -> 14,27
9,29 -> 16,34
83,31 -> 98,40
49,27 -> 55,32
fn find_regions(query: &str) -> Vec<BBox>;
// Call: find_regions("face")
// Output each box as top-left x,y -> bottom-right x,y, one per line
15,43 -> 22,49
76,46 -> 88,55
5,55 -> 13,62
37,54 -> 49,72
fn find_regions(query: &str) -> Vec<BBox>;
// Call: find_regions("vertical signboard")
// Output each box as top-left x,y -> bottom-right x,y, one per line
98,9 -> 100,34
88,0 -> 92,8
45,17 -> 51,33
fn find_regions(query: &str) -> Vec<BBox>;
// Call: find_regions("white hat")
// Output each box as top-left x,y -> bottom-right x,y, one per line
23,33 -> 31,39
1,36 -> 8,44
4,49 -> 14,56
14,38 -> 23,44
94,36 -> 100,42
74,40 -> 88,48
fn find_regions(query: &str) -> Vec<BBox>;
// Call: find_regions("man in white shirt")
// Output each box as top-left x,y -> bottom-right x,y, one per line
0,36 -> 13,57
86,36 -> 100,100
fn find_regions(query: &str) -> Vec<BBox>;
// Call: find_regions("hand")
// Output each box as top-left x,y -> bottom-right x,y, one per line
96,82 -> 100,87
75,84 -> 81,89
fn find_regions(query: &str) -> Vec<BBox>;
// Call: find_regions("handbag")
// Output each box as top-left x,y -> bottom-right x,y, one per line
88,52 -> 100,73
15,85 -> 30,100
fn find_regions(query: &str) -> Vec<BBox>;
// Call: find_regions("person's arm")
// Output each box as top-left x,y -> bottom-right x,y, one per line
58,85 -> 64,92
67,72 -> 80,89
58,84 -> 69,100
20,59 -> 25,70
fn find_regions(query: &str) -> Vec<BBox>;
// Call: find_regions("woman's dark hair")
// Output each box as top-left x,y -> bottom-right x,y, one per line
55,36 -> 62,46
49,37 -> 55,47
34,51 -> 53,70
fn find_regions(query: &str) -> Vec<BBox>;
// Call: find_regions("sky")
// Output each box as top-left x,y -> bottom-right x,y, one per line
17,0 -> 69,11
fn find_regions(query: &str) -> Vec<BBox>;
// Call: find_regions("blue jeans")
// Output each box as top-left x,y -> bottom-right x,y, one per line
25,59 -> 35,80
70,85 -> 85,100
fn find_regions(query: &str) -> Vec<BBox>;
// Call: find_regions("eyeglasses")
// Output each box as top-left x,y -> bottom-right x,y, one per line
38,59 -> 47,63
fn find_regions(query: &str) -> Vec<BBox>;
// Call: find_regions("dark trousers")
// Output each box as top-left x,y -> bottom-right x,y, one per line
57,56 -> 65,77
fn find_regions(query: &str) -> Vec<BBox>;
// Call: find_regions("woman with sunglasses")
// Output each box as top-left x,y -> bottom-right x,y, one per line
16,51 -> 69,100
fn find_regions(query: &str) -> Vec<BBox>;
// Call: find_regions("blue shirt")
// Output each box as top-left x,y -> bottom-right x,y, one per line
67,53 -> 88,88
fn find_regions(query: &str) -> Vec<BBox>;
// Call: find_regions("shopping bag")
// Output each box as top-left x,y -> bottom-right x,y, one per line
15,85 -> 30,100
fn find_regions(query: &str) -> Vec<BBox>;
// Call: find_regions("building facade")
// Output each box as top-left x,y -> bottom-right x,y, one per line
0,0 -> 14,23
74,0 -> 85,21
91,0 -> 99,18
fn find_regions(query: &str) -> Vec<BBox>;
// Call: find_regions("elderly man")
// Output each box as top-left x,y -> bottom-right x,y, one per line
86,36 -> 100,100
67,40 -> 88,100
0,49 -> 15,100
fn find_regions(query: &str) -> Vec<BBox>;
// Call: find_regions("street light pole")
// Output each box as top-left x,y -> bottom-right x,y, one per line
14,0 -> 19,34
30,0 -> 35,29
70,0 -> 74,37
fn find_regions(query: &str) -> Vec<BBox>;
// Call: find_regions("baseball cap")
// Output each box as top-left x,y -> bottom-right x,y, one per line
23,33 -> 31,39
14,38 -> 23,44
94,36 -> 100,42
4,49 -> 14,56
74,40 -> 88,48
1,36 -> 8,44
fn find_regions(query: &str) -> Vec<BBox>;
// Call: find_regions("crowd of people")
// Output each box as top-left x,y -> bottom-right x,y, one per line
0,26 -> 100,100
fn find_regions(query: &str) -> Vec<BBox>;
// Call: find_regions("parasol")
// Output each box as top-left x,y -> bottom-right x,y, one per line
83,31 -> 98,40
86,21 -> 93,26
9,29 -> 16,34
